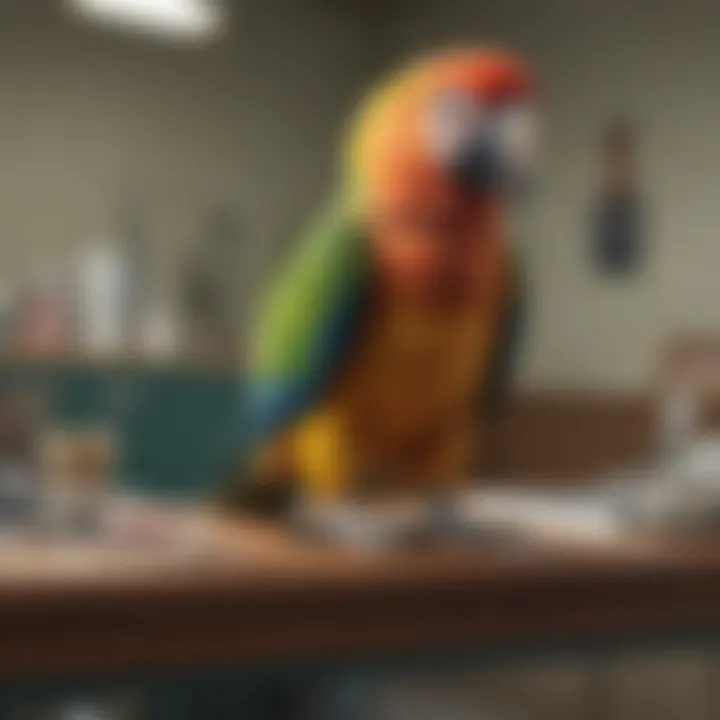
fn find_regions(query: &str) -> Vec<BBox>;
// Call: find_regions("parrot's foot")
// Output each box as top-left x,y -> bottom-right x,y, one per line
217,474 -> 299,520
295,499 -> 429,549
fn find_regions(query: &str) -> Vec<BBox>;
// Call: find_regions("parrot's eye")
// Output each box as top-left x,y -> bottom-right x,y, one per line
428,91 -> 484,162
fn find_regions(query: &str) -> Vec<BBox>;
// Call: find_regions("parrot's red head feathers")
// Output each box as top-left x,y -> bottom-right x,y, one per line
425,49 -> 535,105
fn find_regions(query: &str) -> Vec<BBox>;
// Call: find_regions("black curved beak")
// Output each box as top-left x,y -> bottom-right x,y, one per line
451,140 -> 504,193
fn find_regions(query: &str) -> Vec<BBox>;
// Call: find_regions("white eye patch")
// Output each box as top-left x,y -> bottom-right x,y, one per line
427,91 -> 485,162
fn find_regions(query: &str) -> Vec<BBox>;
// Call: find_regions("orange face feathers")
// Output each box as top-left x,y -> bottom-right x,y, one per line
347,47 -> 536,211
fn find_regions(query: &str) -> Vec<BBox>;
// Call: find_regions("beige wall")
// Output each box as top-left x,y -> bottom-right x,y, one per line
0,0 -> 382,321
388,0 -> 720,391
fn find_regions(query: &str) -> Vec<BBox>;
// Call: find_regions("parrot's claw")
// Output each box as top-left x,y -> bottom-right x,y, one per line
294,500 -> 420,549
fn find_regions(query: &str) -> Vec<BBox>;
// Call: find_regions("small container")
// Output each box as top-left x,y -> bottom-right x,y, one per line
39,426 -> 118,536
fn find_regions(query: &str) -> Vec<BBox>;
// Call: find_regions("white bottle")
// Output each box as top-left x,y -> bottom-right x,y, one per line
77,242 -> 132,356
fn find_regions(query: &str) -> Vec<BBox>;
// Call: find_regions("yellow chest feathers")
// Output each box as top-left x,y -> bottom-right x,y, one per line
337,305 -> 494,441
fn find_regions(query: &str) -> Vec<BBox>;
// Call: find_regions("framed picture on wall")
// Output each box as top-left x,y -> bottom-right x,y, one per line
591,119 -> 644,276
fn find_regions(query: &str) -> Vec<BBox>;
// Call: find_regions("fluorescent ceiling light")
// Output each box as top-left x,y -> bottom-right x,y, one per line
67,0 -> 224,43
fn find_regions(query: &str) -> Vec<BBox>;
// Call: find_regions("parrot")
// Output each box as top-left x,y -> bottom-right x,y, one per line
228,47 -> 538,516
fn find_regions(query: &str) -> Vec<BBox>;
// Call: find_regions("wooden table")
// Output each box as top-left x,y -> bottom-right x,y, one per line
3,511 -> 720,686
